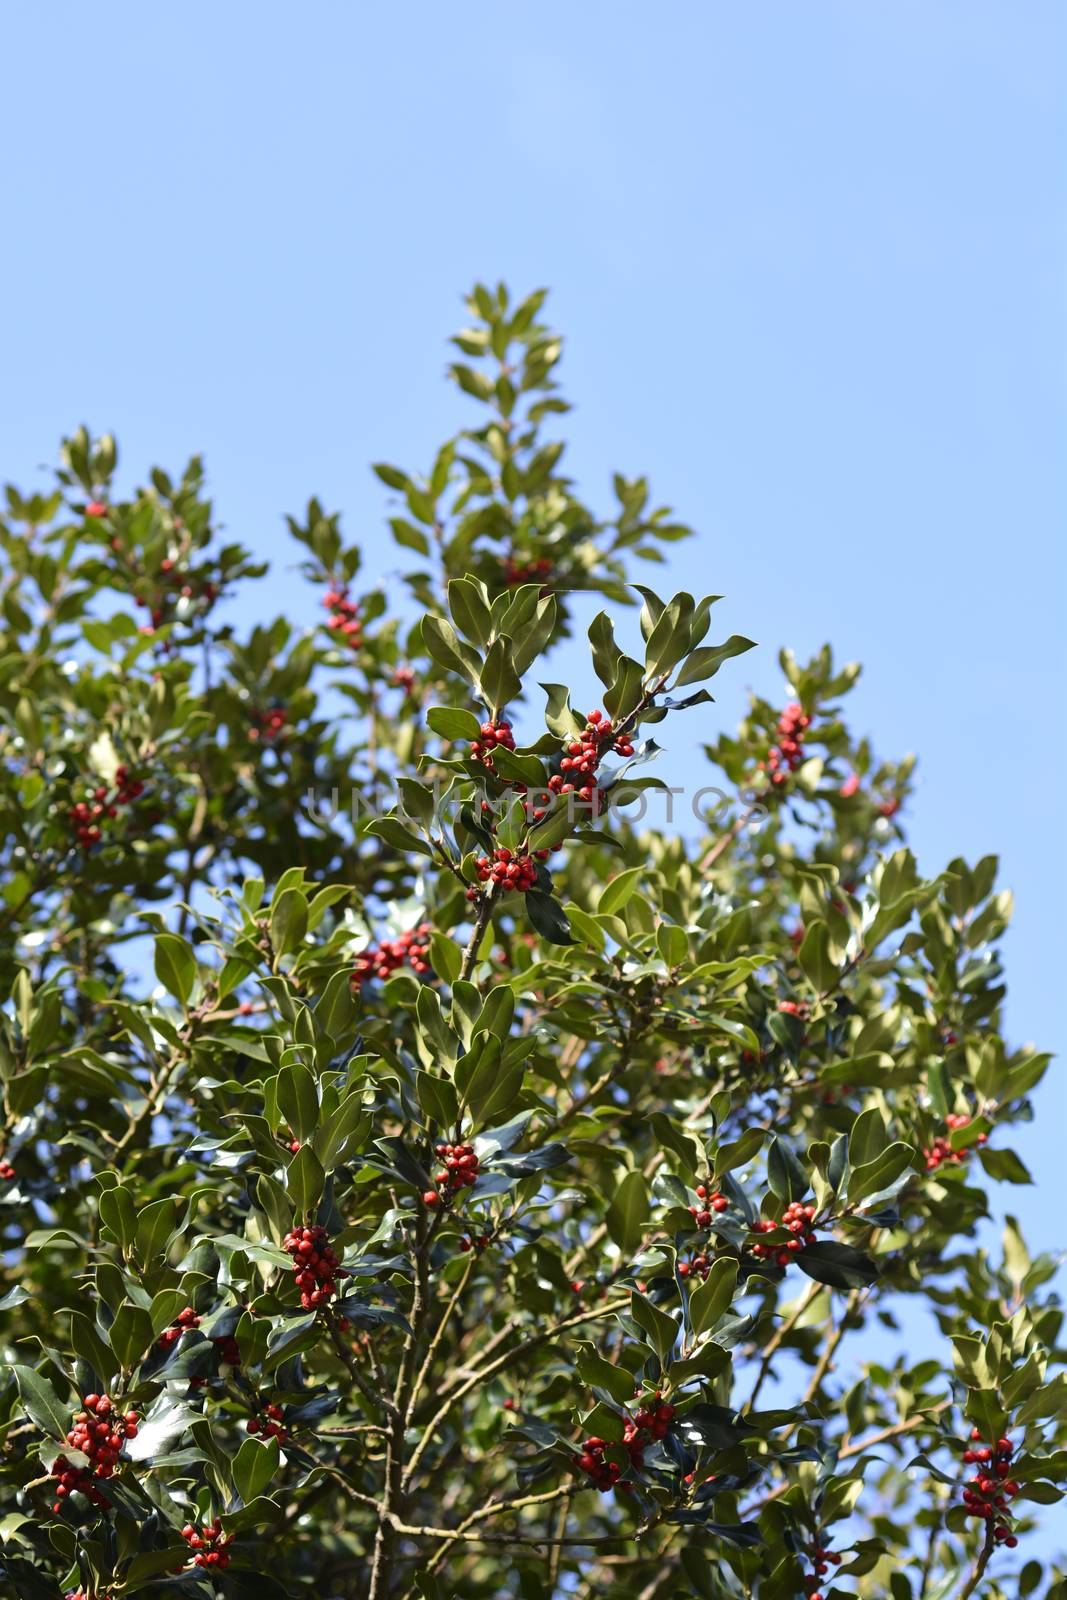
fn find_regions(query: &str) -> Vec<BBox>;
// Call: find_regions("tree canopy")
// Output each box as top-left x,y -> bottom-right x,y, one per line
0,284 -> 1063,1600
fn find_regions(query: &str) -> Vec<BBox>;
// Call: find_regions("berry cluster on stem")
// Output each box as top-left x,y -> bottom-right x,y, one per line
322,585 -> 362,648
249,706 -> 288,743
960,1429 -> 1019,1543
246,1401 -> 288,1443
213,1331 -> 242,1366
473,846 -> 547,894
423,1142 -> 480,1207
924,1113 -> 988,1172
760,701 -> 811,790
0,1157 -> 14,1181
804,1536 -> 843,1598
547,707 -> 634,811
68,766 -> 145,848
51,1394 -> 140,1512
469,718 -> 515,768
503,553 -> 552,586
157,1304 -> 200,1352
180,1518 -> 233,1569
136,557 -> 218,637
750,1201 -> 818,1266
283,1224 -> 343,1310
688,1182 -> 729,1228
352,923 -> 433,984
574,1398 -> 675,1491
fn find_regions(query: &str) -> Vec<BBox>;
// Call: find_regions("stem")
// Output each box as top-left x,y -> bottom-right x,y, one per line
801,1288 -> 863,1406
403,1297 -> 629,1491
698,802 -> 756,874
743,1283 -> 820,1413
955,1520 -> 995,1599
459,881 -> 500,982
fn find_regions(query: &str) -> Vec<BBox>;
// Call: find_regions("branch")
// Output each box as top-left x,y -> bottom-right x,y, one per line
403,1297 -> 630,1491
955,1519 -> 996,1600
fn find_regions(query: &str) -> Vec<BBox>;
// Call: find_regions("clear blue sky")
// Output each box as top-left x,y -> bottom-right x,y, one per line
3,0 -> 1064,1354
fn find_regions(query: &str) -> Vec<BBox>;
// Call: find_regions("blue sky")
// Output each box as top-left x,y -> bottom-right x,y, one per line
3,0 -> 1064,1450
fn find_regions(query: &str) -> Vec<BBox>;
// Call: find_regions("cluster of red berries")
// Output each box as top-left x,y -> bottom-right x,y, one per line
246,1401 -> 288,1443
322,585 -> 363,649
688,1183 -> 729,1227
423,1142 -> 480,1207
136,559 -> 219,637
503,554 -> 553,586
66,1590 -> 112,1600
283,1224 -> 343,1310
157,1305 -> 201,1352
392,665 -> 416,692
750,1201 -> 818,1266
777,999 -> 810,1019
549,709 -> 634,801
85,501 -> 108,519
804,1539 -> 843,1598
0,1158 -> 14,1181
458,1233 -> 491,1253
473,846 -> 547,894
574,1399 -> 675,1492
51,1395 -> 140,1512
760,701 -> 811,789
960,1430 -> 1020,1543
678,1253 -> 714,1280
469,719 -> 516,768
68,766 -> 145,848
924,1113 -> 988,1173
180,1519 -> 233,1570
879,796 -> 901,818
249,706 -> 288,743
213,1331 -> 242,1366
352,924 -> 433,983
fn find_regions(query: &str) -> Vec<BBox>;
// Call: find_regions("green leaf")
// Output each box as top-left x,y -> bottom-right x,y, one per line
416,1070 -> 459,1128
110,1300 -> 154,1370
98,1183 -> 139,1252
135,1197 -> 179,1263
978,1147 -> 1033,1184
421,615 -> 479,684
270,889 -> 309,959
630,1289 -> 678,1363
576,1344 -> 635,1406
605,1171 -> 650,1254
656,923 -> 689,968
233,1434 -> 281,1502
674,635 -> 756,687
849,1107 -> 889,1169
12,1365 -> 70,1441
154,934 -> 197,1005
427,706 -> 482,742
767,1136 -> 808,1203
286,1145 -> 326,1217
597,868 -> 644,916
448,578 -> 493,647
798,922 -> 838,995
525,891 -> 574,946
797,1241 -> 879,1290
846,1143 -> 916,1207
479,638 -> 521,713
429,932 -> 462,985
277,1062 -> 320,1142
689,1258 -> 738,1336
311,1093 -> 370,1172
